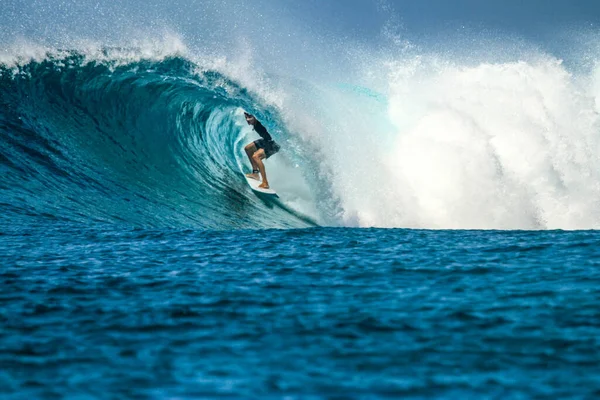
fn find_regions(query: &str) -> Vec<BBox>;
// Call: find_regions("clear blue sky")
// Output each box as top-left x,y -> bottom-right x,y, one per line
272,0 -> 600,35
3,0 -> 600,43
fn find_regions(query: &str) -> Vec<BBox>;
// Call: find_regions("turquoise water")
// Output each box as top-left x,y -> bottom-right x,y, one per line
0,53 -> 321,229
3,224 -> 600,398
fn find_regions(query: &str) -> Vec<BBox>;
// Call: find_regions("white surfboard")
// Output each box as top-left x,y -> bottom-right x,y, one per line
244,176 -> 278,197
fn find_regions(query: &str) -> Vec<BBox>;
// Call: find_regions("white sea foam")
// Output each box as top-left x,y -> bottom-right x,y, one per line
289,53 -> 600,229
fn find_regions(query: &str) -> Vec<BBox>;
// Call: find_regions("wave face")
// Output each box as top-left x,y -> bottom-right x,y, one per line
0,50 -> 323,229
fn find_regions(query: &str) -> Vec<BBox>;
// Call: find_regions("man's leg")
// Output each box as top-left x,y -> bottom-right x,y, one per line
244,142 -> 259,180
252,149 -> 270,189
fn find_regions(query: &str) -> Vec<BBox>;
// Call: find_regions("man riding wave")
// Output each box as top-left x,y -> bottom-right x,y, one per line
243,112 -> 280,189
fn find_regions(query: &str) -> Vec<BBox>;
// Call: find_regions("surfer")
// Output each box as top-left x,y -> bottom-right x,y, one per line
243,112 -> 280,189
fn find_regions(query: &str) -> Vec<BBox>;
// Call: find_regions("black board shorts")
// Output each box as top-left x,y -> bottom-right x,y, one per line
254,139 -> 280,159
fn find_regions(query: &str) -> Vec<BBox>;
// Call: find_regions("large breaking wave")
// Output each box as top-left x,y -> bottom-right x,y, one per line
3,34 -> 600,230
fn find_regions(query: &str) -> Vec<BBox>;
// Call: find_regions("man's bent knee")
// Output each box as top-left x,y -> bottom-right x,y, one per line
253,151 -> 265,161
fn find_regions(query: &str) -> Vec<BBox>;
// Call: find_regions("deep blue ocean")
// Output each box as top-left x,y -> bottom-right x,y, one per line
2,25 -> 600,398
3,223 -> 600,399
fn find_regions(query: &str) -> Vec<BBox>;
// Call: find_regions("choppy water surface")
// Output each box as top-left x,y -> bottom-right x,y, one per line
2,224 -> 599,399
